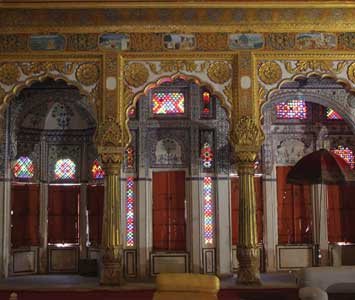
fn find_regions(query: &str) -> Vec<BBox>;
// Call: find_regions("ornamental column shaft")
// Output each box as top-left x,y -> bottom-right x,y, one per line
95,117 -> 125,285
230,116 -> 263,285
100,156 -> 123,285
236,158 -> 260,284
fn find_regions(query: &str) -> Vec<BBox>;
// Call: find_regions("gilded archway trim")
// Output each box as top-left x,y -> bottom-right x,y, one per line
123,72 -> 232,148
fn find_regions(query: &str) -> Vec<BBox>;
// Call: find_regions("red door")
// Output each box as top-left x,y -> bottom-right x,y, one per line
11,184 -> 40,247
48,185 -> 80,244
153,171 -> 186,251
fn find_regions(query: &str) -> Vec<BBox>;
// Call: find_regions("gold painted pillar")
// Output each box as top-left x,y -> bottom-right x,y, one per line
95,117 -> 124,285
230,116 -> 262,285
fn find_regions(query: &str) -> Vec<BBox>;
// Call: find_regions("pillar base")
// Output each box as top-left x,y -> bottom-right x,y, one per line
236,246 -> 261,285
99,247 -> 123,286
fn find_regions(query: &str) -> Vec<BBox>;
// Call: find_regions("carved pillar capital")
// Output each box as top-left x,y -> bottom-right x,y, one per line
95,116 -> 124,285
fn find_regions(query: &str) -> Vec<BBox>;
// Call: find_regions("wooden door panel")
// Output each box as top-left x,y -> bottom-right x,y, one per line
153,171 -> 186,251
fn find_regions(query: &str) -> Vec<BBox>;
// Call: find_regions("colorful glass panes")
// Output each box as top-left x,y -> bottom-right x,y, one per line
152,92 -> 184,114
201,91 -> 212,117
326,108 -> 343,120
332,146 -> 355,169
126,147 -> 134,169
201,143 -> 213,169
276,99 -> 307,119
92,159 -> 105,179
54,159 -> 76,180
126,176 -> 135,247
128,107 -> 136,118
13,156 -> 34,179
203,176 -> 214,245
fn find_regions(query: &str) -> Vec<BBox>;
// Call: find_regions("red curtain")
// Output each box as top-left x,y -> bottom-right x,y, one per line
48,185 -> 80,244
231,176 -> 264,245
11,184 -> 40,248
277,166 -> 312,244
153,171 -> 186,251
328,185 -> 355,243
87,185 -> 104,247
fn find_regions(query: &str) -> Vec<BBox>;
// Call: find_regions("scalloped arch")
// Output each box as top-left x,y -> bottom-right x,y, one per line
261,72 -> 355,134
123,73 -> 231,147
0,73 -> 98,121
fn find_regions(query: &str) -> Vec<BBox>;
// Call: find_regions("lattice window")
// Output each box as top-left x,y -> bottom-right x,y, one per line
13,156 -> 34,179
203,176 -> 214,245
54,159 -> 76,180
92,159 -> 105,179
332,146 -> 355,169
201,142 -> 213,169
152,92 -> 184,114
326,108 -> 343,120
126,176 -> 135,247
276,99 -> 307,119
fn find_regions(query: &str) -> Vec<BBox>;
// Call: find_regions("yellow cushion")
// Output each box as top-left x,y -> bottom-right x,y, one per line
155,273 -> 220,294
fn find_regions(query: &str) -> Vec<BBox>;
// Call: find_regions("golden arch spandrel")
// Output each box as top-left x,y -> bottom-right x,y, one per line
254,52 -> 355,128
0,55 -> 104,124
117,52 -> 236,149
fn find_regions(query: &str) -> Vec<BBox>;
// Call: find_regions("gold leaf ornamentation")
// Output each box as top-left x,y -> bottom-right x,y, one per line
258,61 -> 281,85
124,63 -> 149,88
230,116 -> 261,148
284,60 -> 345,74
67,34 -> 98,51
267,33 -> 295,50
347,62 -> 355,84
123,85 -> 134,108
95,116 -> 122,148
207,61 -> 231,84
75,63 -> 100,86
20,62 -> 75,76
196,33 -> 228,51
0,63 -> 20,85
223,83 -> 232,103
148,60 -> 206,75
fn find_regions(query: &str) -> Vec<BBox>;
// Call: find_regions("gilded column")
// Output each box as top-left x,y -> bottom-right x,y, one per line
95,117 -> 124,285
230,116 -> 263,285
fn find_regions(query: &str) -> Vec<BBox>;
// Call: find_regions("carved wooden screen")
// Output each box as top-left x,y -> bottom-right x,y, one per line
11,184 -> 40,247
276,166 -> 313,244
231,176 -> 263,245
87,185 -> 104,247
153,171 -> 186,251
48,185 -> 80,244
328,185 -> 355,243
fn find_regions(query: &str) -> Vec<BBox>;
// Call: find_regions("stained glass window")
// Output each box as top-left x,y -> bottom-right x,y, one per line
201,143 -> 213,169
203,176 -> 214,245
276,99 -> 307,119
201,91 -> 213,118
55,159 -> 76,180
326,108 -> 343,120
152,92 -> 184,114
13,156 -> 34,179
128,107 -> 136,118
126,147 -> 134,169
92,159 -> 105,179
332,146 -> 355,169
126,176 -> 135,247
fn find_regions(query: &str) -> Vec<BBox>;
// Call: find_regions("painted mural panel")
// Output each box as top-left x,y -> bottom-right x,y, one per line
228,34 -> 264,50
163,34 -> 196,50
296,33 -> 336,50
99,33 -> 130,51
29,35 -> 65,51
